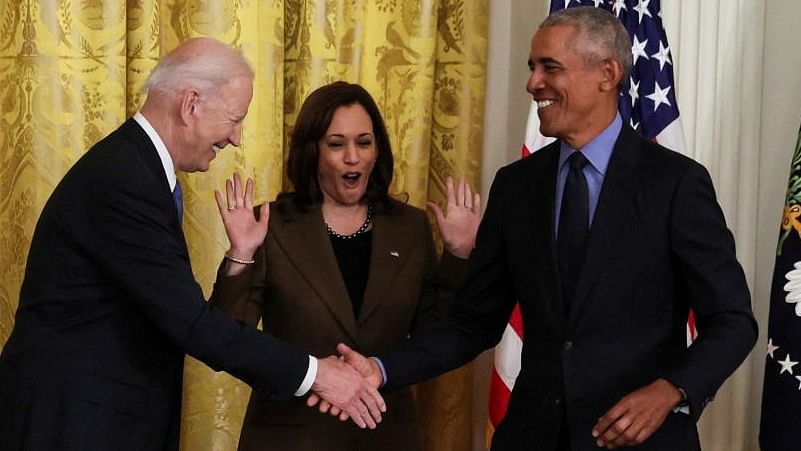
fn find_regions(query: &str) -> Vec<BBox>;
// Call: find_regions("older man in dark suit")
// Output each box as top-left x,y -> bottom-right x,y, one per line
332,7 -> 757,451
0,37 -> 383,451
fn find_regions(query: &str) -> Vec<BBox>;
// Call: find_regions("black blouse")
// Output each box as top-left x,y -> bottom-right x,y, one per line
328,230 -> 372,318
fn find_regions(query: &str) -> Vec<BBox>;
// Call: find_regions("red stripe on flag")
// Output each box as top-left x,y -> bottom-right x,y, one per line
488,366 -> 514,426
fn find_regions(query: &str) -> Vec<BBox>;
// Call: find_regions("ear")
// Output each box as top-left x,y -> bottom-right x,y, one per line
599,58 -> 624,92
179,89 -> 201,125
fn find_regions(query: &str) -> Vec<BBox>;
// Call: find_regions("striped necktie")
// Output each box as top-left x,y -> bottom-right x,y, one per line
172,180 -> 183,222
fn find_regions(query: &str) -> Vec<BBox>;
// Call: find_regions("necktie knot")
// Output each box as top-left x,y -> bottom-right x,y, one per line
173,180 -> 183,222
568,151 -> 588,171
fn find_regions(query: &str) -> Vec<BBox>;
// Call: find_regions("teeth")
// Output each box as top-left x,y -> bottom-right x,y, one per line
537,100 -> 555,108
212,145 -> 222,153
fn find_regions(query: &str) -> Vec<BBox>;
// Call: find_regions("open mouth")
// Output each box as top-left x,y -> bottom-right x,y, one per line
212,145 -> 223,153
342,172 -> 362,187
536,99 -> 556,109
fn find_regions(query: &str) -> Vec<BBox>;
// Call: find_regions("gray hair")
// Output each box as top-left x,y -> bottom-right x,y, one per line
143,37 -> 254,100
541,6 -> 632,88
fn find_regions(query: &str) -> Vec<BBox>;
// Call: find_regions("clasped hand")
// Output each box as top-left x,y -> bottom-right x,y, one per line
307,344 -> 385,427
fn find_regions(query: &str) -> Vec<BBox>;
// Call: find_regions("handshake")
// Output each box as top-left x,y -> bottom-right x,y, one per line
307,343 -> 385,429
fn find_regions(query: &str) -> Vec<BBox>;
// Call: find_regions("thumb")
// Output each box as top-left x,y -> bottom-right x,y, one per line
337,342 -> 353,356
426,201 -> 445,226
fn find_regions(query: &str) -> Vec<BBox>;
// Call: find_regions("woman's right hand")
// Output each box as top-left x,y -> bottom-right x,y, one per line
214,172 -> 269,266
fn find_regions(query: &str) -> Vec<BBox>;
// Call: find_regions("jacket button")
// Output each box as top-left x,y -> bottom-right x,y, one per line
554,397 -> 563,407
562,341 -> 573,351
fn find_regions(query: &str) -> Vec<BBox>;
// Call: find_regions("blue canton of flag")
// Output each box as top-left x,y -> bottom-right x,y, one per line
551,0 -> 682,143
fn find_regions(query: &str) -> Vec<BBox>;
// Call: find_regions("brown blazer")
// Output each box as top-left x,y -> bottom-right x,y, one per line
210,198 -> 468,451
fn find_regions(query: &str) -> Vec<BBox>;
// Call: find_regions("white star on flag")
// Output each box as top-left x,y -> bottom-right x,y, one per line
633,0 -> 652,24
796,375 -> 801,390
651,41 -> 672,71
632,35 -> 649,65
778,354 -> 798,375
646,81 -> 672,112
611,0 -> 627,17
592,0 -> 606,7
767,338 -> 779,358
628,77 -> 640,107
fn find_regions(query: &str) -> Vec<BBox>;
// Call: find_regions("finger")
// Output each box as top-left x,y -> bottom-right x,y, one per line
464,178 -> 473,209
366,384 -> 386,414
259,202 -> 270,224
600,416 -> 633,447
426,202 -> 445,227
214,190 -> 227,217
318,400 -> 331,414
593,406 -> 624,438
338,411 -> 350,422
233,172 -> 244,206
473,192 -> 482,214
329,405 -> 341,417
306,393 -> 320,408
225,178 -> 236,209
455,176 -> 465,207
446,176 -> 456,207
358,401 -> 377,429
345,405 -> 366,429
337,342 -> 352,354
244,178 -> 255,209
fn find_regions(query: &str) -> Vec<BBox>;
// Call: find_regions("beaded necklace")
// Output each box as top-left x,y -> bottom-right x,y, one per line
324,205 -> 373,240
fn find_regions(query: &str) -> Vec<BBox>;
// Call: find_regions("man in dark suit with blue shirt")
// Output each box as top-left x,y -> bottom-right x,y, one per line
333,7 -> 757,450
0,37 -> 383,451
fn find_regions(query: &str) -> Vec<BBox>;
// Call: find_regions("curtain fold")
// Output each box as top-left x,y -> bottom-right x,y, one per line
662,1 -> 765,450
0,1 -> 487,450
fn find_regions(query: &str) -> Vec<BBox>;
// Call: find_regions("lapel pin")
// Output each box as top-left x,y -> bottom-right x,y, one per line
389,251 -> 400,258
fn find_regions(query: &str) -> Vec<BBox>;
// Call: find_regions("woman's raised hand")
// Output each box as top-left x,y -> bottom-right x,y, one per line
214,172 -> 269,264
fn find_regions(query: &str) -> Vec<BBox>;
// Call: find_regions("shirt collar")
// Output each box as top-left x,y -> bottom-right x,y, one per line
133,112 -> 177,191
558,113 -> 622,175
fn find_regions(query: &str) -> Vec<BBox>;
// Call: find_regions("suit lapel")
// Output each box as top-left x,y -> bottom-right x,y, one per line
121,119 -> 187,242
270,206 -> 359,341
358,210 -> 414,325
569,127 -> 644,322
525,145 -> 565,322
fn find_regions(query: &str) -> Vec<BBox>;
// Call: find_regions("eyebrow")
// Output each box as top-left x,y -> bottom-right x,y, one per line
327,132 -> 374,138
529,57 -> 563,68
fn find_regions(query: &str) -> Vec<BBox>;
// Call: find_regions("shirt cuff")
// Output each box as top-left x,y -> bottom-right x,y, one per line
294,355 -> 317,396
371,357 -> 387,387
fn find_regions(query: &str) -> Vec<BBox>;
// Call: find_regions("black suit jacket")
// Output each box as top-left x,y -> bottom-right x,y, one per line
0,119 -> 309,451
380,126 -> 757,451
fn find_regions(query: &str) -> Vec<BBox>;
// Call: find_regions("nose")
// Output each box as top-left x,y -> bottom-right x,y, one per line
527,67 -> 544,94
229,122 -> 243,147
343,143 -> 359,164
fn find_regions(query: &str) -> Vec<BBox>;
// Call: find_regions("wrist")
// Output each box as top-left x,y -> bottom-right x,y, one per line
224,251 -> 256,266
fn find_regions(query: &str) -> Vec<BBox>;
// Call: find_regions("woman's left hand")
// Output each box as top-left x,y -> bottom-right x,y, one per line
214,172 -> 269,262
427,176 -> 481,259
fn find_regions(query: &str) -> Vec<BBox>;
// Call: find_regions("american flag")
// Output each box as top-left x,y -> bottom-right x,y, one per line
487,0 -> 691,442
759,123 -> 801,450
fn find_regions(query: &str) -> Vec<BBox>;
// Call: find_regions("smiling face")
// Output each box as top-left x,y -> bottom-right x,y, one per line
178,75 -> 252,172
526,25 -> 619,149
317,104 -> 377,208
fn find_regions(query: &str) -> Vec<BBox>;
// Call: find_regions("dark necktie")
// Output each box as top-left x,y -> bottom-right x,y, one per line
557,151 -> 589,312
173,180 -> 183,222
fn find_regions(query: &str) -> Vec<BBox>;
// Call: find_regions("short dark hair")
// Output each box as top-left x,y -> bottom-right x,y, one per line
278,81 -> 394,213
541,6 -> 632,89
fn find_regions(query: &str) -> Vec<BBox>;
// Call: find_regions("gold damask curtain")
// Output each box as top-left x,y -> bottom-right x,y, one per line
0,1 -> 487,450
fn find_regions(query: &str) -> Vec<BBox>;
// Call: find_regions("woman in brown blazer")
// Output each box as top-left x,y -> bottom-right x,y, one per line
210,82 -> 481,451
